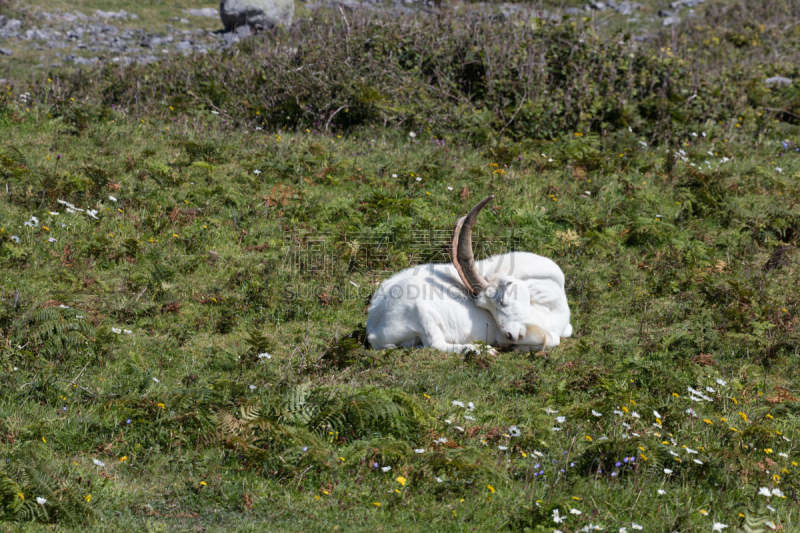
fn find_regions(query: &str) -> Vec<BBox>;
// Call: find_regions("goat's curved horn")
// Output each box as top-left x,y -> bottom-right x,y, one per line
452,196 -> 493,296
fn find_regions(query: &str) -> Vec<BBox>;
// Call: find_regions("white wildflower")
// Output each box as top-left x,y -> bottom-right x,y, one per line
36,497 -> 46,505
631,412 -> 640,419
253,169 -> 261,175
592,410 -> 602,417
258,352 -> 272,359
509,426 -> 521,437
409,132 -> 416,138
498,445 -> 508,451
555,416 -> 566,424
663,468 -> 673,474
653,410 -> 661,419
92,458 -> 105,467
10,235 -> 19,242
414,448 -> 425,454
382,466 -> 391,472
632,525 -> 643,531
152,377 -> 160,383
553,509 -> 564,524
452,400 -> 465,408
772,488 -> 784,497
249,385 -> 256,391
465,415 -> 475,421
570,508 -> 582,515
716,379 -> 727,387
712,523 -> 728,531
758,487 -> 772,497
545,408 -> 558,415
108,196 -> 117,202
658,489 -> 666,495
467,402 -> 475,410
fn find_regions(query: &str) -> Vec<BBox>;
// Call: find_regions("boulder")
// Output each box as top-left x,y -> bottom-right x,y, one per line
765,76 -> 792,88
219,0 -> 293,31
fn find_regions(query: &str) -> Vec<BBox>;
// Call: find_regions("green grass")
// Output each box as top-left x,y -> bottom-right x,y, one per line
1,2 -> 800,532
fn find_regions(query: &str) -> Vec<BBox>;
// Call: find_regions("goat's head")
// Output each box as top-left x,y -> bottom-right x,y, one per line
452,196 -> 532,342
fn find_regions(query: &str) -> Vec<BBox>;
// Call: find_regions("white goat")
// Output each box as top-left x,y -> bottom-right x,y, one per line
366,196 -> 572,353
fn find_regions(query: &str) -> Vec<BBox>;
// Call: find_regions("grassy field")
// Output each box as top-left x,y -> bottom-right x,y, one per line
1,0 -> 800,532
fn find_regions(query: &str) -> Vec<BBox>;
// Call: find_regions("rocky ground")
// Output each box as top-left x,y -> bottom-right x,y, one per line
0,6 -> 237,70
0,0 -> 705,76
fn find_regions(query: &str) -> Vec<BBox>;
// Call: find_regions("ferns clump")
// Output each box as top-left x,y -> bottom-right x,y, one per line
732,496 -> 775,533
214,384 -> 431,476
0,446 -> 98,525
14,306 -> 108,363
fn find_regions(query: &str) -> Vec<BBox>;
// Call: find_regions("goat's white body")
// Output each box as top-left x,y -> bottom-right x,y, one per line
366,252 -> 572,353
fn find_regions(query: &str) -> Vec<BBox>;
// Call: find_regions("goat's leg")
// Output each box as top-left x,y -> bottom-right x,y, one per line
417,308 -> 496,354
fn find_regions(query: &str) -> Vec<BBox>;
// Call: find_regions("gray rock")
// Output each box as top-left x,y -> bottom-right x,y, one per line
223,32 -> 239,45
175,40 -> 193,51
95,10 -> 139,20
49,62 -> 62,67
0,18 -> 22,38
235,24 -> 252,37
136,55 -> 159,65
565,7 -> 583,15
662,15 -> 680,26
670,0 -> 704,8
66,55 -> 100,65
220,0 -> 294,30
611,2 -> 641,15
185,8 -> 219,17
0,48 -> 12,56
765,76 -> 792,88
47,41 -> 69,49
657,9 -> 673,17
588,2 -> 607,10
